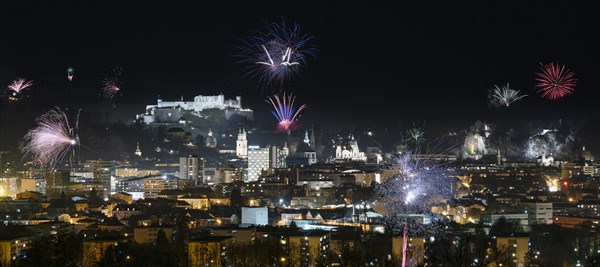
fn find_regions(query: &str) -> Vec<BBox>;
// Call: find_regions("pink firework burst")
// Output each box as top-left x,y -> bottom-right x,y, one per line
266,93 -> 307,133
101,66 -> 122,99
22,108 -> 79,168
7,78 -> 33,95
535,62 -> 576,100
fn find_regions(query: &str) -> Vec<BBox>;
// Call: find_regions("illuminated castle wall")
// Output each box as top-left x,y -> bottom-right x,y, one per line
150,94 -> 241,112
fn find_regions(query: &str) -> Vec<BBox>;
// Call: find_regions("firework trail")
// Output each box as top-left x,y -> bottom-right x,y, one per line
488,83 -> 527,107
7,78 -> 33,98
22,108 -> 80,169
101,66 -> 122,99
266,93 -> 307,133
238,19 -> 316,89
535,62 -> 576,100
67,67 -> 75,82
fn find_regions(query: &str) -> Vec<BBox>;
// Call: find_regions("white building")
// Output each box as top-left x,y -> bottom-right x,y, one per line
278,142 -> 289,168
241,207 -> 268,226
537,154 -> 554,167
519,202 -> 553,225
143,178 -> 178,199
151,95 -> 241,112
236,128 -> 248,159
269,145 -> 279,169
179,155 -> 204,185
247,146 -> 270,182
333,135 -> 367,162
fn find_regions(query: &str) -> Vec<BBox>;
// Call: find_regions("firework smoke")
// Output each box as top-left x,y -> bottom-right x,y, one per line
22,108 -> 80,169
101,66 -> 122,99
462,121 -> 491,159
535,62 -> 576,100
488,83 -> 527,107
525,130 -> 566,160
377,133 -> 461,266
378,150 -> 454,267
266,93 -> 307,132
238,19 -> 316,89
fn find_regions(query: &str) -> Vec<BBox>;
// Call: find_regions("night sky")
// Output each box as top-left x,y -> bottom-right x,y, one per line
2,0 -> 600,128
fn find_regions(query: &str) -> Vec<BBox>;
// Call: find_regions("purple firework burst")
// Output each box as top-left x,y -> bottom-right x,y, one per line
22,108 -> 80,168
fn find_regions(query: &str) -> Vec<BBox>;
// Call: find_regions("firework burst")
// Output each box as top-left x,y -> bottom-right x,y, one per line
101,66 -> 122,99
238,19 -> 316,90
378,152 -> 453,267
535,62 -> 576,100
7,78 -> 33,98
22,108 -> 80,169
266,93 -> 307,133
488,83 -> 527,107
377,136 -> 459,267
405,127 -> 426,146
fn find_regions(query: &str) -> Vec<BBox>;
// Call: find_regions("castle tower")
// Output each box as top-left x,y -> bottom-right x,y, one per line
236,127 -> 248,159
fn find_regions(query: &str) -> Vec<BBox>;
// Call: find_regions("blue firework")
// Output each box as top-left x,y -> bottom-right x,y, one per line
237,20 -> 317,90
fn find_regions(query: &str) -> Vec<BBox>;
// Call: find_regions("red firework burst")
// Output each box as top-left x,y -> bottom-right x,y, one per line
101,66 -> 122,99
535,62 -> 576,100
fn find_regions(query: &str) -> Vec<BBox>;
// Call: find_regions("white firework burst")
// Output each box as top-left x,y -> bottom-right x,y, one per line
488,83 -> 527,107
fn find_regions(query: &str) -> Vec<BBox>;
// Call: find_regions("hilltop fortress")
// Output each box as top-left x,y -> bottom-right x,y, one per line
137,94 -> 253,124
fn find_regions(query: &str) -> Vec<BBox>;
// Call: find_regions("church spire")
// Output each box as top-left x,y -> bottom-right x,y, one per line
304,130 -> 310,144
134,142 -> 142,157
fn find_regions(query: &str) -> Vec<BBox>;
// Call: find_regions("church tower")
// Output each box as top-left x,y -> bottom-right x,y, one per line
236,127 -> 248,159
349,134 -> 359,158
134,142 -> 142,157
